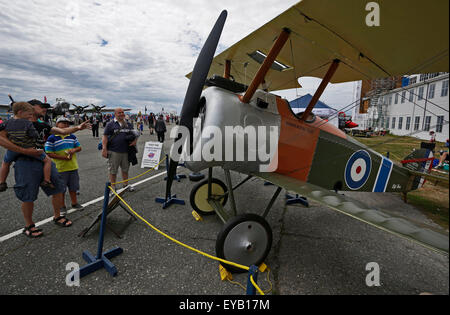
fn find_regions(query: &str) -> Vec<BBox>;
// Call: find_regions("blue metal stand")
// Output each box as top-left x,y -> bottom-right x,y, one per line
246,265 -> 259,295
156,155 -> 186,209
155,194 -> 185,209
163,155 -> 186,182
285,193 -> 309,207
76,182 -> 123,280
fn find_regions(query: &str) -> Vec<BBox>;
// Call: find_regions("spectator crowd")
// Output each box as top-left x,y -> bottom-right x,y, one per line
0,99 -> 173,238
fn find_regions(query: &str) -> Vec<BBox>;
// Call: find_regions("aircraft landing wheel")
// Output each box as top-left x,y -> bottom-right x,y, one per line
216,214 -> 272,273
190,178 -> 228,216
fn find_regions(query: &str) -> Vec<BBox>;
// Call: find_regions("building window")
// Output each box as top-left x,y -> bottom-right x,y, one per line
436,116 -> 444,133
441,80 -> 449,97
428,83 -> 435,99
418,86 -> 424,100
409,77 -> 417,85
388,95 -> 392,105
406,117 -> 411,130
392,117 -> 396,129
414,116 -> 420,131
395,93 -> 399,104
409,89 -> 414,102
386,117 -> 390,129
401,91 -> 406,103
420,73 -> 442,82
423,116 -> 431,131
398,117 -> 403,129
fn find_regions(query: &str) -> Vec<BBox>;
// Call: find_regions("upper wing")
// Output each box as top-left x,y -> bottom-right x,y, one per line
188,0 -> 449,91
257,172 -> 449,254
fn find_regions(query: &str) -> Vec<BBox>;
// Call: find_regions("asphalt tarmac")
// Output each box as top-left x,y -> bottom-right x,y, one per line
0,123 -> 448,296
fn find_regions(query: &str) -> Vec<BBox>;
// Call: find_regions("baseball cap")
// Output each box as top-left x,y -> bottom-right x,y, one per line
28,99 -> 51,108
56,116 -> 73,124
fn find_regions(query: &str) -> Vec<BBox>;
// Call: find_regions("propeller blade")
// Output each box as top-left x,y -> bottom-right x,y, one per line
179,9 -> 227,133
165,10 -> 227,199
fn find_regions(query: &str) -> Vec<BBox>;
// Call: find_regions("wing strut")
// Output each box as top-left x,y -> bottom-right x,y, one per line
224,59 -> 231,79
300,59 -> 340,121
241,28 -> 291,103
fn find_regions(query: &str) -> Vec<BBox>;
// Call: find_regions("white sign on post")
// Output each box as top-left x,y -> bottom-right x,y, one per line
141,141 -> 163,169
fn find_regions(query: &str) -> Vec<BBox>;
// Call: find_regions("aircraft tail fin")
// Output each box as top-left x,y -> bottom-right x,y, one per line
401,145 -> 435,190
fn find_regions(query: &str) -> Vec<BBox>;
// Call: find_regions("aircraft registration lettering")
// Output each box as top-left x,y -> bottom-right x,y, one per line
284,121 -> 315,135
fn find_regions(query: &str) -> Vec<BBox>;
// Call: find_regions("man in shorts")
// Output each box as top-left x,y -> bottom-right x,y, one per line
102,107 -> 138,192
0,100 -> 91,237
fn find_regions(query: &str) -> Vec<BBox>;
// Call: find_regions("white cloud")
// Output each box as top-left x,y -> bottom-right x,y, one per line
0,0 -> 354,114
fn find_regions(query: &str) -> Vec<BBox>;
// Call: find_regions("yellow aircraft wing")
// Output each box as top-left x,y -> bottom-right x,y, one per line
188,0 -> 449,91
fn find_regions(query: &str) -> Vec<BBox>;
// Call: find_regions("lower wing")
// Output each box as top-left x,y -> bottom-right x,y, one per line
257,172 -> 449,254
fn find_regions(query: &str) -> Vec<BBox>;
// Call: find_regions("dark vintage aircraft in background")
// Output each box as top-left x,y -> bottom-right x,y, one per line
162,0 -> 449,271
47,101 -> 131,119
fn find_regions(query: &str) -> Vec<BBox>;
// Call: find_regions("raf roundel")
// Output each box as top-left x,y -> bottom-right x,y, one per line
344,150 -> 371,190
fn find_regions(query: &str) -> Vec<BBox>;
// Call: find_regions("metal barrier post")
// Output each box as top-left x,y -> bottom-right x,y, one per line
285,193 -> 309,207
76,182 -> 123,279
156,155 -> 186,209
163,154 -> 187,182
246,265 -> 259,295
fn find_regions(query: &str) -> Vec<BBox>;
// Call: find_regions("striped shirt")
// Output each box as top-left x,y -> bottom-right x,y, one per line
45,134 -> 81,172
4,118 -> 39,148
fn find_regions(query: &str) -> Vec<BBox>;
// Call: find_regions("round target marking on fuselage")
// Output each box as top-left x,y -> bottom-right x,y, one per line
345,150 -> 371,190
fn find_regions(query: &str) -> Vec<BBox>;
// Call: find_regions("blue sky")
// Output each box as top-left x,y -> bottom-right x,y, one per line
0,0 -> 356,114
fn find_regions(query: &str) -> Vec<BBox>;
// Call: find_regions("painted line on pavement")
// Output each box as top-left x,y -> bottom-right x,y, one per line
0,170 -> 169,243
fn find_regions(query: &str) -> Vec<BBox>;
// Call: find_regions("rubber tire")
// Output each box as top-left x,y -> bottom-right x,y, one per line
189,172 -> 205,182
189,178 -> 228,216
216,213 -> 272,273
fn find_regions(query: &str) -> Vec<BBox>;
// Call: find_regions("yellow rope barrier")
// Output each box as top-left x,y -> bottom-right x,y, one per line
106,156 -> 268,295
227,268 -> 272,295
111,155 -> 167,185
108,186 -> 250,272
250,275 -> 265,295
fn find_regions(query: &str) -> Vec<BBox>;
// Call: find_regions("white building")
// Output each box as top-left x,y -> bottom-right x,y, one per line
351,81 -> 369,130
353,73 -> 449,142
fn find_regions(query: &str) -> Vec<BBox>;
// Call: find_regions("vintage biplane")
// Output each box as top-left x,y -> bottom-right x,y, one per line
163,0 -> 449,271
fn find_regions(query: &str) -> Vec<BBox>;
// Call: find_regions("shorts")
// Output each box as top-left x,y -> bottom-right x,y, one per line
4,149 -> 46,163
59,169 -> 80,193
107,151 -> 130,175
13,159 -> 64,202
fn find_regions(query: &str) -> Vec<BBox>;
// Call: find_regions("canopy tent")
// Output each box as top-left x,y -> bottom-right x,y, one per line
289,93 -> 337,118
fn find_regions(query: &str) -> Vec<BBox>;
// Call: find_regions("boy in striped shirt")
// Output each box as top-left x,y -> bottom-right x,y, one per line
45,117 -> 83,213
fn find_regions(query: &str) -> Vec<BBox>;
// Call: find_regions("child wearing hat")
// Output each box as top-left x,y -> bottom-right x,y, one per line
44,116 -> 83,213
0,102 -> 55,192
